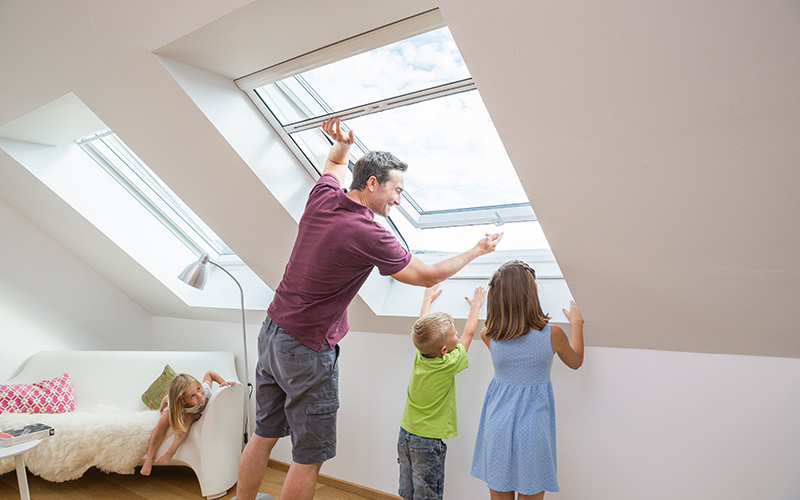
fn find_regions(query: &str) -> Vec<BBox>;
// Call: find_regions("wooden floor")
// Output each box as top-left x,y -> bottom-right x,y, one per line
0,464 -> 382,500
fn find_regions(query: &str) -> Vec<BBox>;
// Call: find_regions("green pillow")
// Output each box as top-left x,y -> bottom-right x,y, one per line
141,364 -> 177,410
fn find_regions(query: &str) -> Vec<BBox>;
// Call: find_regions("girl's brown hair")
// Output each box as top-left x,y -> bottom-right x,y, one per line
168,373 -> 201,434
484,260 -> 550,341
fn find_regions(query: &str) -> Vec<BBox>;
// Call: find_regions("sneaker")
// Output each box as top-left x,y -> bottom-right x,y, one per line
230,494 -> 273,500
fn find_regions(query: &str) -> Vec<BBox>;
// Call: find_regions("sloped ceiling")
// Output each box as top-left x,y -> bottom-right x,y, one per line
0,0 -> 798,357
435,0 -> 800,357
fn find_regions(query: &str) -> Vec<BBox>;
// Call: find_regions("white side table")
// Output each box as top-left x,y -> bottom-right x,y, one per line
0,439 -> 43,500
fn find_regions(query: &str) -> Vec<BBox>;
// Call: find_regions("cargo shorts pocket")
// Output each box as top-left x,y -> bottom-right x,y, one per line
305,399 -> 339,448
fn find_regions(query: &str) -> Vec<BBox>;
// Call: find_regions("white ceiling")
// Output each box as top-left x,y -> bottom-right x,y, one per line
1,0 -> 798,357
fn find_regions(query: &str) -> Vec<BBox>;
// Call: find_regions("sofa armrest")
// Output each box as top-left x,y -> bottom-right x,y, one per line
168,383 -> 245,498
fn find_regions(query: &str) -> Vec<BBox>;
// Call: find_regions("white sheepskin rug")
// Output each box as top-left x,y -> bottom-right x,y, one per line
0,406 -> 160,481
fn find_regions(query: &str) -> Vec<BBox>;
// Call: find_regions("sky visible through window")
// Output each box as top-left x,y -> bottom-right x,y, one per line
299,29 -> 472,113
256,27 -> 551,254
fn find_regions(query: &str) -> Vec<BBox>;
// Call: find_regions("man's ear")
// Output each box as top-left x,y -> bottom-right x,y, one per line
366,175 -> 379,192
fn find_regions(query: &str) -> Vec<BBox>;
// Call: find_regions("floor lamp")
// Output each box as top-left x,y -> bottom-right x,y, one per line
178,252 -> 252,444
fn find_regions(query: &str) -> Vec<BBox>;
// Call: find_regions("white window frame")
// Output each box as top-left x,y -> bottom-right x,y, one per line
77,130 -> 238,263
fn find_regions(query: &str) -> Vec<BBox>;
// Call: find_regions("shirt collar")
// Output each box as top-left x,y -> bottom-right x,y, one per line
337,188 -> 374,219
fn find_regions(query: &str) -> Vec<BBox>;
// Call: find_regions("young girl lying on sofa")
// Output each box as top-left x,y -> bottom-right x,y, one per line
141,370 -> 236,476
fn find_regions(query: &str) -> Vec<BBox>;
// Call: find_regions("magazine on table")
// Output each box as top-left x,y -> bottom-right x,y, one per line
0,423 -> 55,447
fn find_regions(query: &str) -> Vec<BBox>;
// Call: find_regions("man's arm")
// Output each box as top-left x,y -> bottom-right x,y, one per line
392,233 -> 504,287
321,118 -> 354,187
459,286 -> 487,352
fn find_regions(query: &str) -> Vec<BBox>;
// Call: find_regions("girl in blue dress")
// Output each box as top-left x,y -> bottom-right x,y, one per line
471,260 -> 585,500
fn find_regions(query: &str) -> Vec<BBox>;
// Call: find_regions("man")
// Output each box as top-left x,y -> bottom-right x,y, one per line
234,118 -> 502,500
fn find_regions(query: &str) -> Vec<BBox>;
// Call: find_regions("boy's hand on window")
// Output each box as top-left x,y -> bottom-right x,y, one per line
424,284 -> 442,303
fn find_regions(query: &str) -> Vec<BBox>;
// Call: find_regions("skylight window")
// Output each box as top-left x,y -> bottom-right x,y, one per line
240,22 -> 551,258
77,130 -> 235,261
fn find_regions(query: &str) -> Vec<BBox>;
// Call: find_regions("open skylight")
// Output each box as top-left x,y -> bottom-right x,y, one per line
150,9 -> 573,318
240,25 -> 549,256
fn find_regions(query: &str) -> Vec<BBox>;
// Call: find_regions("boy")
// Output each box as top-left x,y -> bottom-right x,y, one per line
397,284 -> 486,500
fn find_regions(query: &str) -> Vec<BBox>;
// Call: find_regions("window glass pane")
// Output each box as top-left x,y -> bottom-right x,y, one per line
289,128 -> 334,176
259,27 -> 471,124
80,132 -> 234,257
336,90 -> 529,212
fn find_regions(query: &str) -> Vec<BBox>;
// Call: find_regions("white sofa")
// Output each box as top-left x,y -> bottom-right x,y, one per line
0,350 -> 245,499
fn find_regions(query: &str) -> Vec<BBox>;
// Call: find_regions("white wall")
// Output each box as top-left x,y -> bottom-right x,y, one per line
261,329 -> 800,500
0,197 -> 152,380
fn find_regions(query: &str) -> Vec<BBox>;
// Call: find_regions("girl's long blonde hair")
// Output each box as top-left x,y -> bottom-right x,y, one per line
485,260 -> 550,341
168,373 -> 201,434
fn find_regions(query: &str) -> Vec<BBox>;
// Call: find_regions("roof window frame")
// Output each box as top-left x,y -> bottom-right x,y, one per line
76,130 -> 238,262
236,11 -> 537,232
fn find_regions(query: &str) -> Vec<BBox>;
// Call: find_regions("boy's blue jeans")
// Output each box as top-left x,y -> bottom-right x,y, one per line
397,427 -> 447,500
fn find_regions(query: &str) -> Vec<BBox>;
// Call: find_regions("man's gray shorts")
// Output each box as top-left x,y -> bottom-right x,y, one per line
254,317 -> 340,465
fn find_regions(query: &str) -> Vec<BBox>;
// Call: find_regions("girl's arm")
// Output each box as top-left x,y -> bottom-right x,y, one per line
459,286 -> 487,352
551,300 -> 585,370
480,327 -> 491,350
420,284 -> 442,316
203,370 -> 236,387
158,395 -> 169,412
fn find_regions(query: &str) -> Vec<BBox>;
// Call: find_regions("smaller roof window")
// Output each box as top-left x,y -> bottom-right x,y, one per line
77,130 -> 235,260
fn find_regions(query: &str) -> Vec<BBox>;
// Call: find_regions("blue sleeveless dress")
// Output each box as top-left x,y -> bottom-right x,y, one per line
471,325 -> 559,494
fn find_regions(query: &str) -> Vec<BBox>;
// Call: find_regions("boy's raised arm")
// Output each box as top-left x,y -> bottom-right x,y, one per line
459,286 -> 487,352
420,284 -> 442,316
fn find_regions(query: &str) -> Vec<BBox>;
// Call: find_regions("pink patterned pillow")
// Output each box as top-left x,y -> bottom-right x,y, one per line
0,373 -> 77,413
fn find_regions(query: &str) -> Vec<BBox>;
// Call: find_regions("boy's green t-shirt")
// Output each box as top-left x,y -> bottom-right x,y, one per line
400,343 -> 469,439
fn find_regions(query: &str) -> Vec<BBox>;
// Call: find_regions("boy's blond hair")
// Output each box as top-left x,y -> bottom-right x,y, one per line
412,311 -> 455,357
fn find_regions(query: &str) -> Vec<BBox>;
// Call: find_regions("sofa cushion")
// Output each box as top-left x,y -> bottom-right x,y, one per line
0,373 -> 77,414
141,364 -> 177,410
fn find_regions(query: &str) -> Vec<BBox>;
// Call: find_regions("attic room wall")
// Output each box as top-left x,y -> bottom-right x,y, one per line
3,187 -> 799,499
0,197 -> 152,381
152,39 -> 800,499
285,332 -> 800,500
151,319 -> 800,499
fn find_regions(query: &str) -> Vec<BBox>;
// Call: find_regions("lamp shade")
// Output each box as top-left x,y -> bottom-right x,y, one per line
178,252 -> 210,290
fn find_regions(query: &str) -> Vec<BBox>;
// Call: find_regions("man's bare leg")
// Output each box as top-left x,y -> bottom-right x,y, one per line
234,434 -> 279,500
281,461 -> 323,500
